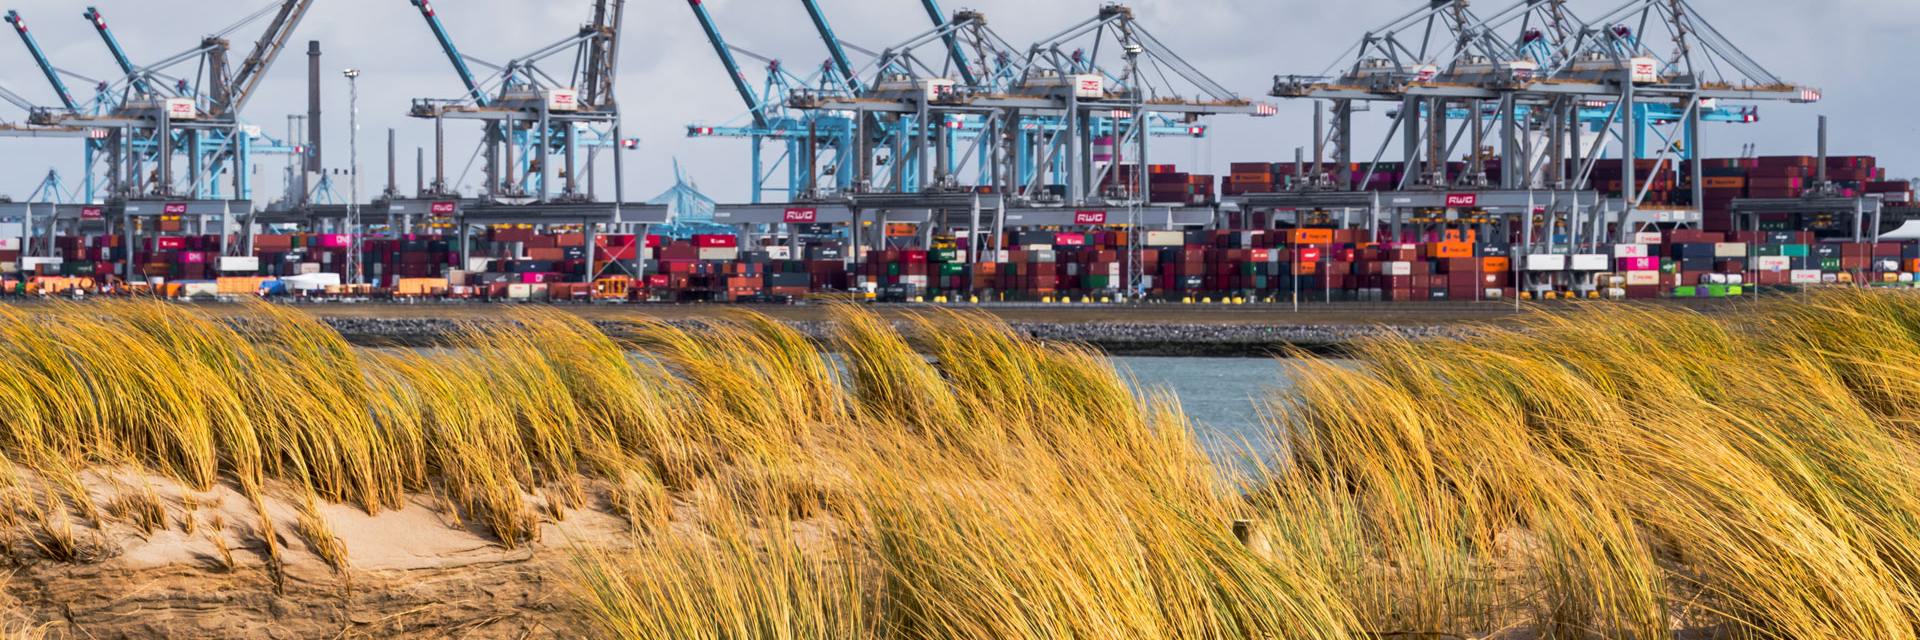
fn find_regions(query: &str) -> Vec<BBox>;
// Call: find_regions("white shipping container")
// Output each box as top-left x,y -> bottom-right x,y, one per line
1612,244 -> 1650,258
21,257 -> 62,269
1626,271 -> 1661,286
467,258 -> 494,272
179,282 -> 218,299
1633,232 -> 1664,245
1713,242 -> 1748,258
218,256 -> 260,272
1525,254 -> 1567,271
697,247 -> 739,261
0,238 -> 18,251
507,284 -> 533,300
1145,230 -> 1185,247
0,262 -> 14,273
298,262 -> 322,275
282,273 -> 340,291
446,270 -> 470,286
1756,256 -> 1791,272
1385,261 -> 1412,276
1571,254 -> 1610,271
765,246 -> 792,260
901,275 -> 929,286
1790,270 -> 1822,284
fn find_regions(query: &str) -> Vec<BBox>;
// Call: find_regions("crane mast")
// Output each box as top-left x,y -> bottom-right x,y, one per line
798,0 -> 863,93
407,0 -> 488,107
3,11 -> 77,111
687,0 -> 769,129
221,0 -> 314,116
80,7 -> 150,97
918,0 -> 978,87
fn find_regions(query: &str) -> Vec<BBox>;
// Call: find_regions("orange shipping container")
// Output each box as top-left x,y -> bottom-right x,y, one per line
1703,176 -> 1746,189
217,277 -> 272,295
1426,242 -> 1473,259
1287,229 -> 1334,245
1481,257 -> 1510,272
397,278 -> 450,295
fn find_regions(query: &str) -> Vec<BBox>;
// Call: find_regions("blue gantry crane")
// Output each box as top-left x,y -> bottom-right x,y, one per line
4,9 -> 119,201
64,4 -> 314,201
404,0 -> 636,203
684,0 -> 854,203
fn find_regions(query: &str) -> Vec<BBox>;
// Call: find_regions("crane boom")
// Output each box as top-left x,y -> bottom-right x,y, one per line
80,7 -> 150,97
918,0 -> 978,87
222,0 -> 314,116
3,11 -> 78,111
798,0 -> 862,93
407,0 -> 488,107
686,0 -> 768,129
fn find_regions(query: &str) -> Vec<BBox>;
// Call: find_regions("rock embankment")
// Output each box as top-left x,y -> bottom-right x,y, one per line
295,316 -> 1464,356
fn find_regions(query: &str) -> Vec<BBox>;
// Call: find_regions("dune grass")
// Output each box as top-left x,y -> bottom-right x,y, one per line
2,293 -> 1920,637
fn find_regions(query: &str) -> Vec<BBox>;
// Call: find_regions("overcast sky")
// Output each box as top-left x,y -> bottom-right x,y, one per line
0,0 -> 1913,204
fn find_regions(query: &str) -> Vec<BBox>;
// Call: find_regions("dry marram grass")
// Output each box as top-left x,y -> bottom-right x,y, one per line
0,294 -> 1918,638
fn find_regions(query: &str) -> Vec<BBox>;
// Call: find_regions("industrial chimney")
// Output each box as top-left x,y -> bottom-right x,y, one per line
306,40 -> 321,173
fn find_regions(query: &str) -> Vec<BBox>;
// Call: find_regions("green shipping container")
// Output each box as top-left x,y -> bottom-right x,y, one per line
938,263 -> 966,276
886,263 -> 900,276
1820,258 -> 1842,271
1660,259 -> 1679,274
1782,244 -> 1810,258
1675,286 -> 1698,297
930,248 -> 959,263
1084,275 -> 1112,289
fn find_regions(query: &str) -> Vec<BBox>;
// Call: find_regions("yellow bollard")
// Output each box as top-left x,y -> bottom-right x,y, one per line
969,295 -> 979,304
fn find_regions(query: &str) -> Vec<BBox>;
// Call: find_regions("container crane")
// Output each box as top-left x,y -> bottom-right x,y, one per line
685,0 -> 854,202
406,0 -> 635,204
53,2 -> 313,208
404,0 -> 662,284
